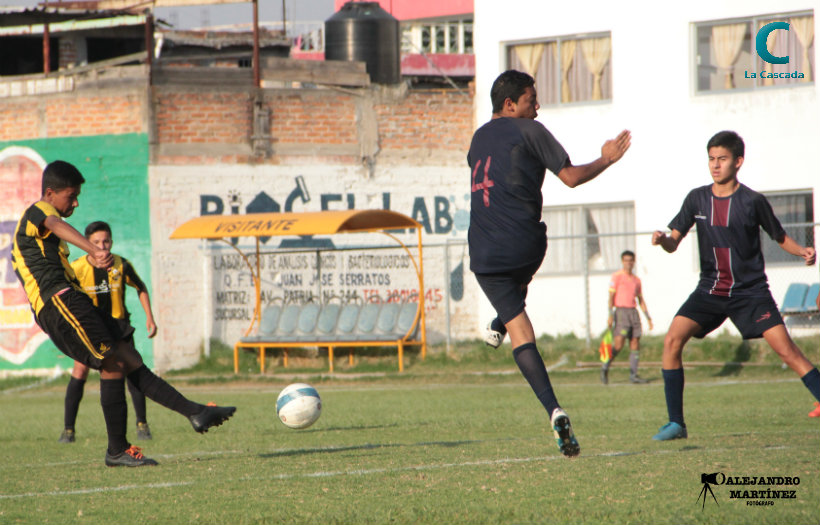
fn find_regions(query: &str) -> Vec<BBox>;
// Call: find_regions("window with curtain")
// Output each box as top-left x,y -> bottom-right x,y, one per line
539,202 -> 635,274
760,189 -> 814,265
695,11 -> 815,92
506,32 -> 612,105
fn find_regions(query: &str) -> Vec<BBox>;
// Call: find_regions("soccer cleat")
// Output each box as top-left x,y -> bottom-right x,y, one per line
809,402 -> 820,418
484,321 -> 505,349
652,422 -> 688,440
630,375 -> 648,384
136,422 -> 153,440
189,405 -> 236,433
58,429 -> 75,444
550,408 -> 580,457
601,367 -> 609,385
105,445 -> 158,467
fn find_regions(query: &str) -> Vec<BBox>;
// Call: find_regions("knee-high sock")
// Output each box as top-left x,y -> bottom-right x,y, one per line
64,377 -> 86,430
662,368 -> 685,426
126,377 -> 148,424
513,343 -> 560,415
126,365 -> 202,418
100,378 -> 129,455
629,351 -> 640,377
801,368 -> 820,403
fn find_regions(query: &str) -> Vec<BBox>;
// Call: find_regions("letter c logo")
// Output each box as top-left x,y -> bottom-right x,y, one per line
756,22 -> 789,64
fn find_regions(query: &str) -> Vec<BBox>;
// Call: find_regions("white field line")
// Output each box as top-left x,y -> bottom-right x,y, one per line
6,442 -> 818,501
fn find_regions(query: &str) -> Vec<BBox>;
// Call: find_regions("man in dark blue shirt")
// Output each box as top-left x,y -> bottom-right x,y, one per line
468,70 -> 631,457
651,130 -> 820,440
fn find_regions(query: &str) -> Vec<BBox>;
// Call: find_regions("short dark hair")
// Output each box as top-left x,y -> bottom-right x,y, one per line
621,250 -> 635,259
84,221 -> 112,239
491,70 -> 535,113
707,131 -> 744,159
41,160 -> 85,196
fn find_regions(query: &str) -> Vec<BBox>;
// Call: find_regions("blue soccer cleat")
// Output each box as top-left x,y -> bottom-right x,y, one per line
652,421 -> 688,440
550,408 -> 580,457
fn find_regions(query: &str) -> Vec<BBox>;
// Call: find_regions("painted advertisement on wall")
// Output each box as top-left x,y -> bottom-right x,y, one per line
151,164 -> 479,370
0,134 -> 152,372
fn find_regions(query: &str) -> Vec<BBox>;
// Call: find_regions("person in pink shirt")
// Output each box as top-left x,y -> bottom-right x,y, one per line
602,250 -> 653,384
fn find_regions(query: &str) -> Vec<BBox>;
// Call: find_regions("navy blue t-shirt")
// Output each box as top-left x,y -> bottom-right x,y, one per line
668,184 -> 786,297
467,118 -> 569,273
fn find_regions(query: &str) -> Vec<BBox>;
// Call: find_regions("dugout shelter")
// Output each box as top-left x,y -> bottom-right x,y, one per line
170,209 -> 427,373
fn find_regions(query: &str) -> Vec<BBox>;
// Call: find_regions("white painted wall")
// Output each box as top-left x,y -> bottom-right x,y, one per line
474,0 -> 820,339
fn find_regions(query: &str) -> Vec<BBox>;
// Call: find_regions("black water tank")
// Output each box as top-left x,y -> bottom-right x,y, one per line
325,1 -> 400,85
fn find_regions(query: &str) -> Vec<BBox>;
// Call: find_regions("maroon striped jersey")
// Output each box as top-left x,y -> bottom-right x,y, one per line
668,184 -> 786,297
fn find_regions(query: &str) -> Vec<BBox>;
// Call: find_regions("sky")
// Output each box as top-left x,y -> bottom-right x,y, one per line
1,0 -> 335,31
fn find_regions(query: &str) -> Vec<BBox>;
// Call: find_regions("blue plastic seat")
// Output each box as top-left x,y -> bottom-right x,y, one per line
296,303 -> 321,340
781,283 -> 809,313
315,304 -> 341,341
376,303 -> 401,334
396,301 -> 419,338
335,304 -> 360,339
355,303 -> 381,340
804,283 -> 820,312
276,304 -> 301,336
241,305 -> 281,342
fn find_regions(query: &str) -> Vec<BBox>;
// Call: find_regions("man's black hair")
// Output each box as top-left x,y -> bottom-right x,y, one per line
41,160 -> 85,196
491,70 -> 535,114
84,221 -> 112,239
621,250 -> 635,259
707,131 -> 745,159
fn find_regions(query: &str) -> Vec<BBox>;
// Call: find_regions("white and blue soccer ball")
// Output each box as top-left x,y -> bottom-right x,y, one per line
276,383 -> 322,429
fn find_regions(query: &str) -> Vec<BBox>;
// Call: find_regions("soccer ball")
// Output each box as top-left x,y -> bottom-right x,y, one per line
276,383 -> 322,429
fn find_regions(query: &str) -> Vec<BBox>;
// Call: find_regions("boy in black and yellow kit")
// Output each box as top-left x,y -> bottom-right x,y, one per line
59,221 -> 157,444
12,160 -> 235,467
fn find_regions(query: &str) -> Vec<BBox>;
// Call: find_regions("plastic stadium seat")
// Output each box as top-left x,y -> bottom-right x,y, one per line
376,303 -> 400,334
355,303 -> 381,339
258,305 -> 281,336
277,304 -> 301,336
335,304 -> 360,339
781,283 -> 809,313
296,303 -> 321,340
315,303 -> 341,340
804,283 -> 820,312
396,301 -> 419,337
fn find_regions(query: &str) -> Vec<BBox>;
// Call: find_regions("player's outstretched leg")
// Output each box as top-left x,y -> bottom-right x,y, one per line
125,364 -> 236,433
99,376 -> 158,467
59,376 -> 85,443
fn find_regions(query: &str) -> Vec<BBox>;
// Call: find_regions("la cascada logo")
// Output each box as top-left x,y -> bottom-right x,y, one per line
745,22 -> 806,80
697,472 -> 800,510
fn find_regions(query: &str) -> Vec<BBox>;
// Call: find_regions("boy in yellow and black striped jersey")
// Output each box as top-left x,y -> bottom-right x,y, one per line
59,221 -> 158,444
12,160 -> 235,467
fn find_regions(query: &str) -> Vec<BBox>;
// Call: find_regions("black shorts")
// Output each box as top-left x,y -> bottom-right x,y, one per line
474,259 -> 543,325
36,288 -> 134,369
676,290 -> 784,339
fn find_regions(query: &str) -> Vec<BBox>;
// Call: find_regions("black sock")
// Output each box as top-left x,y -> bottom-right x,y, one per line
64,377 -> 86,430
126,365 -> 202,417
801,368 -> 820,403
662,368 -> 685,426
99,378 -> 129,456
490,318 -> 507,336
513,343 -> 559,415
126,377 -> 148,424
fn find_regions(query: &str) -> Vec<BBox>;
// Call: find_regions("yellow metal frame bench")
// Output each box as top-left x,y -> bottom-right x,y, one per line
170,209 -> 427,373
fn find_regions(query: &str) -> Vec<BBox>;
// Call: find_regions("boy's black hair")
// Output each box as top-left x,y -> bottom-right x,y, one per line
491,70 -> 535,114
84,221 -> 112,239
41,160 -> 85,196
707,131 -> 745,159
621,250 -> 635,259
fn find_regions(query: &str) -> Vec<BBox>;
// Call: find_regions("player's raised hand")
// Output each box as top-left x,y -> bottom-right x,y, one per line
651,231 -> 666,245
602,130 -> 631,165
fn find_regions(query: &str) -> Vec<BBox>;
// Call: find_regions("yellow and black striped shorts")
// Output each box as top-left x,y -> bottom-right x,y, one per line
37,288 -> 132,369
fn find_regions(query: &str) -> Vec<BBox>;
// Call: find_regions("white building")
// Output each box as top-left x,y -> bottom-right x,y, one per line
473,0 -> 819,339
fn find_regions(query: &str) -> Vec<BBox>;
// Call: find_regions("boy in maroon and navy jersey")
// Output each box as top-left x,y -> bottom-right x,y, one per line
651,131 -> 820,440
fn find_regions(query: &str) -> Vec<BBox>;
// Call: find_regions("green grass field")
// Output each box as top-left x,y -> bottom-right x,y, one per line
1,340 -> 818,524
